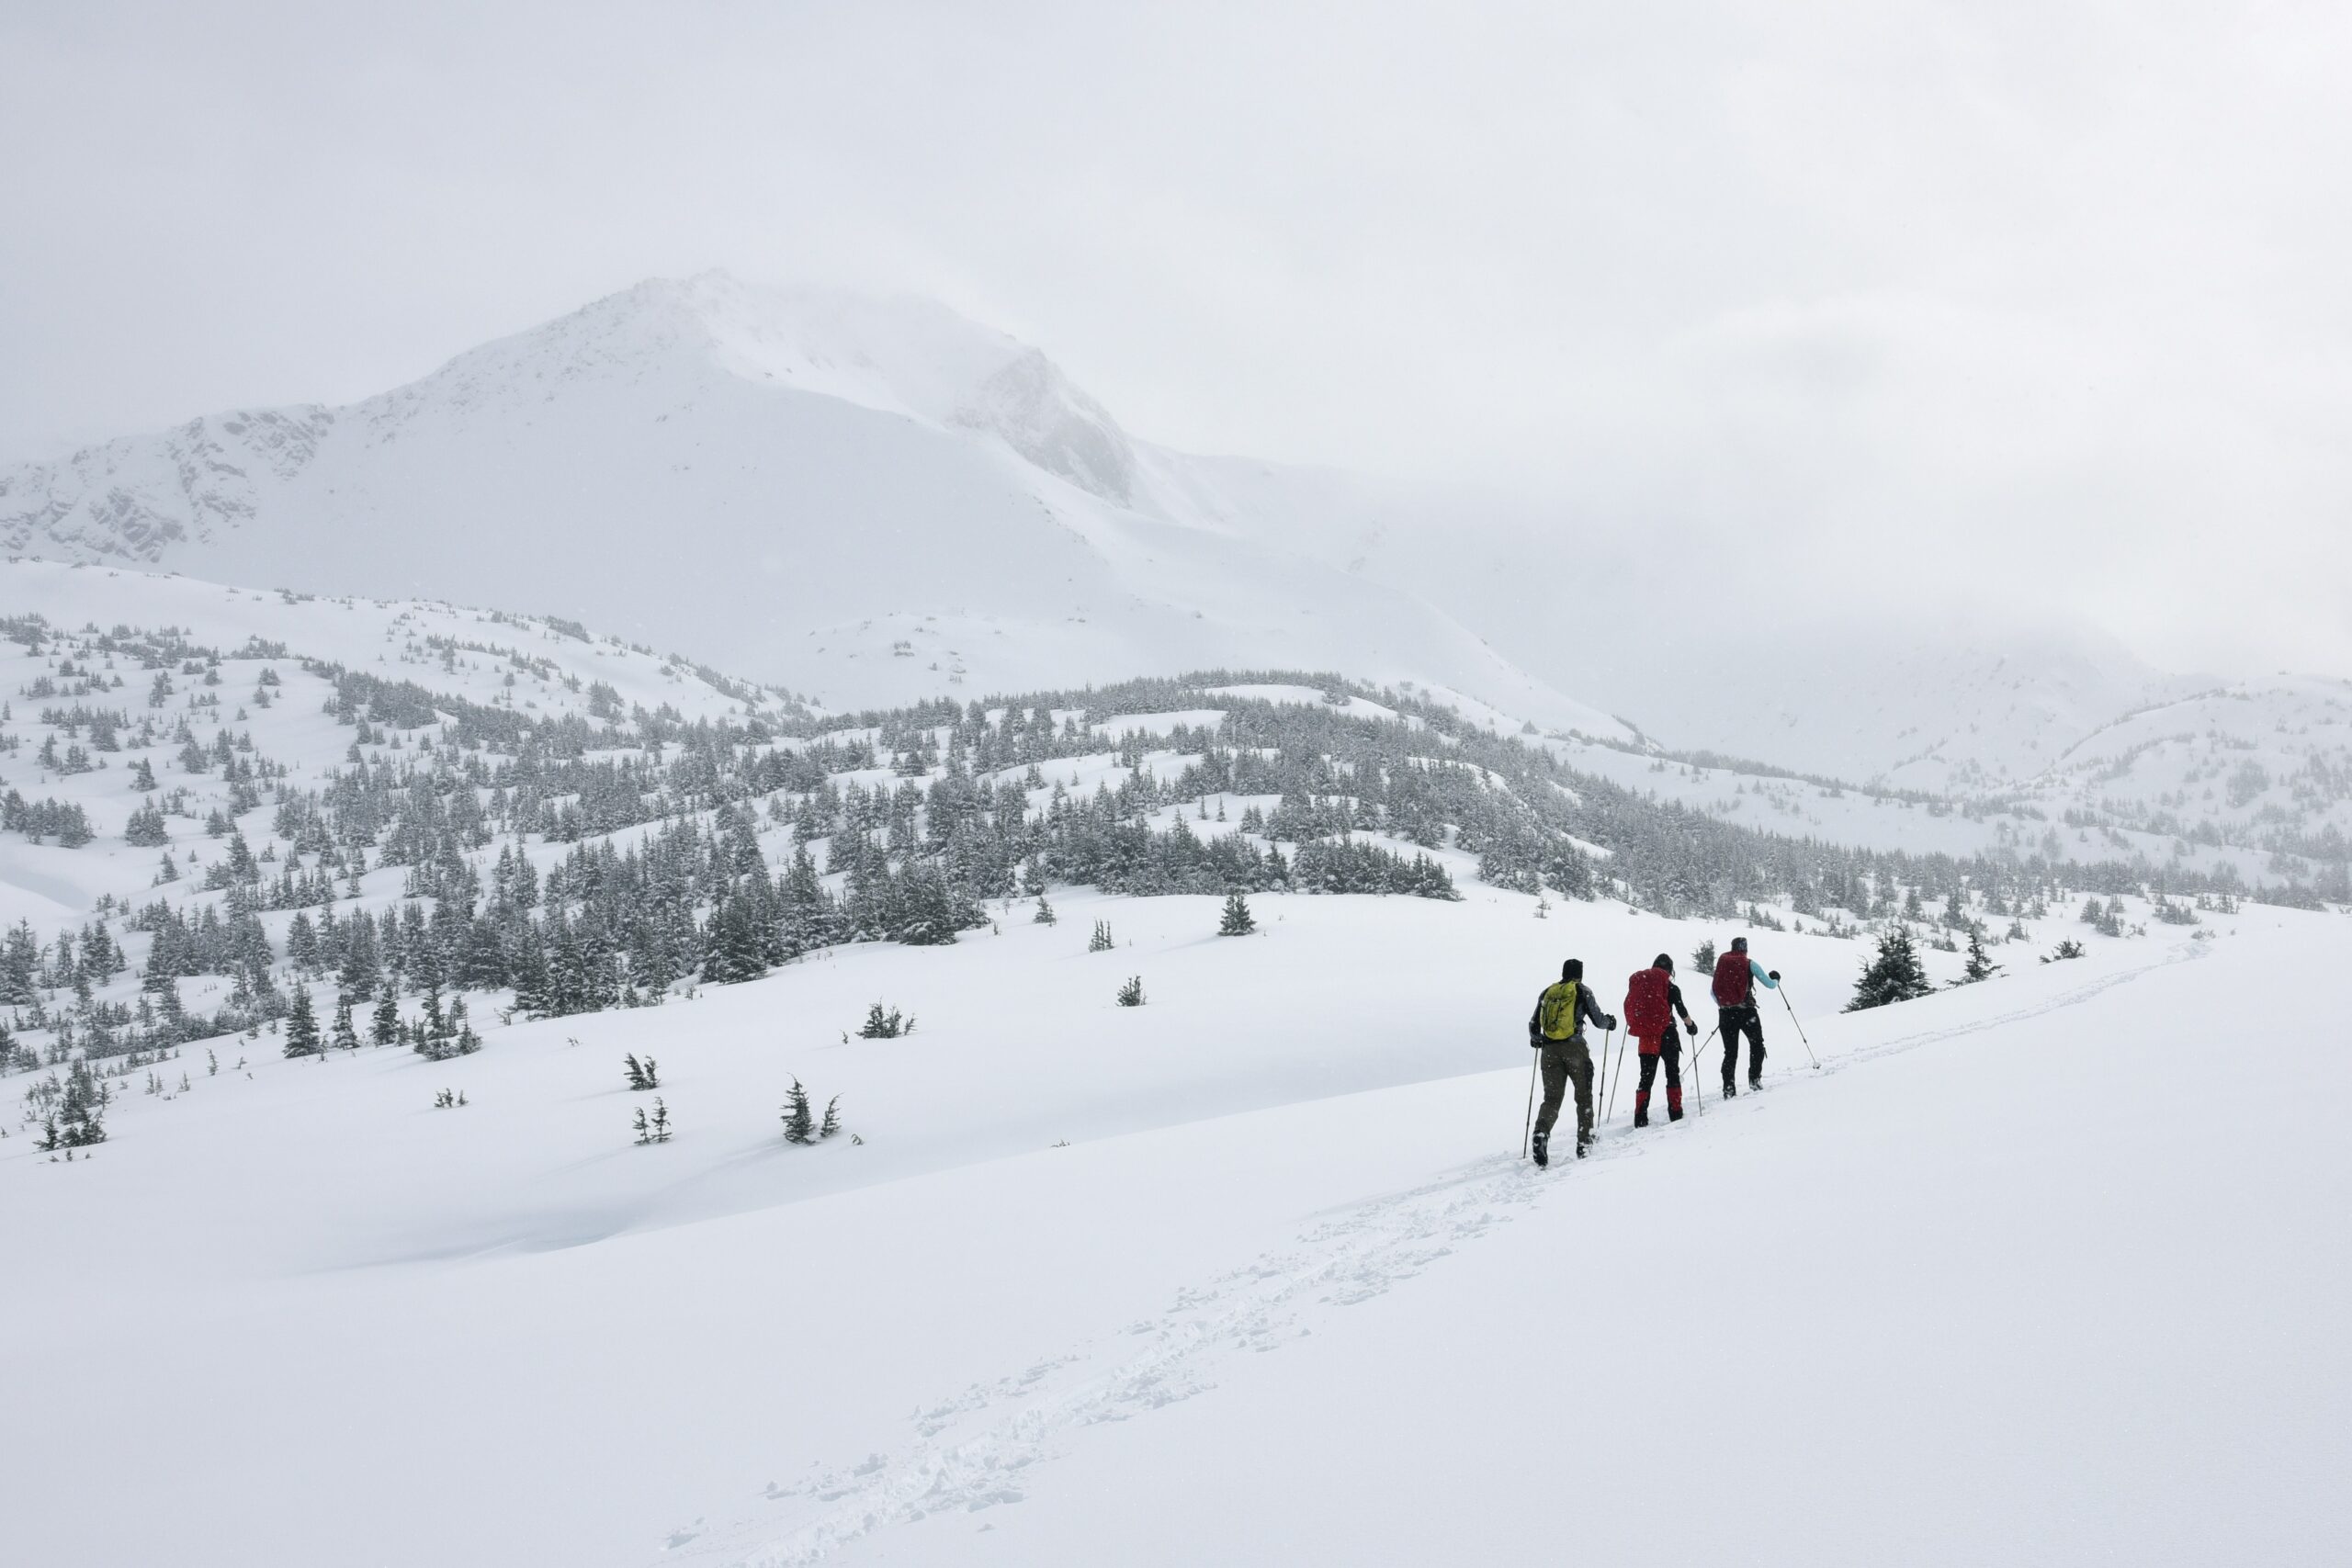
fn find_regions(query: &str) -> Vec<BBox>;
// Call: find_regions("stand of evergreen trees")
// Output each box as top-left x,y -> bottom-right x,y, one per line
7,628 -> 2344,1075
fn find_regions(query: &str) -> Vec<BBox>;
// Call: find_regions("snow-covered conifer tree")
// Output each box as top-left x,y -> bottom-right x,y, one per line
283,987 -> 322,1057
1846,928 -> 1933,1011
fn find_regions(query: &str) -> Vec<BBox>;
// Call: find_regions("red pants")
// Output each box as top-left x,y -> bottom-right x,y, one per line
1634,1035 -> 1683,1117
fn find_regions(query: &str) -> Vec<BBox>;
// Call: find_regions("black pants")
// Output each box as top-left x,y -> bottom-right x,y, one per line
1719,1006 -> 1765,1085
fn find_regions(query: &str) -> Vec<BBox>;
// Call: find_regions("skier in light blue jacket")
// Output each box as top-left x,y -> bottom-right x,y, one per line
1709,935 -> 1780,1094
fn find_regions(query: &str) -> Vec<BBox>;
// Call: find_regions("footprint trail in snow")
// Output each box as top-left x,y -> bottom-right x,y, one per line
657,942 -> 2197,1566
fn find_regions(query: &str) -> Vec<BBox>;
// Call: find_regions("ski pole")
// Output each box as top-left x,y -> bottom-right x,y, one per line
1592,1028 -> 1612,1129
1611,1032 -> 1628,1122
1604,1031 -> 1626,1124
1522,1051 -> 1539,1158
1590,1029 -> 1606,1127
1777,987 -> 1819,1070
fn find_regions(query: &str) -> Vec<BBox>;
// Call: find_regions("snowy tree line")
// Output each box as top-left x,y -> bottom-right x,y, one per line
4,638 -> 2341,1077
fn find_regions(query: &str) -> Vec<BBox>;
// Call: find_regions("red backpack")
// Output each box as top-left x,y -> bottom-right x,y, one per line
1624,967 -> 1672,1040
1713,949 -> 1752,1009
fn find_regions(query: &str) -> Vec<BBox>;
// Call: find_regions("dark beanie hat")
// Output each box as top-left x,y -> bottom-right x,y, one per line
1653,953 -> 1674,972
1562,959 -> 1583,981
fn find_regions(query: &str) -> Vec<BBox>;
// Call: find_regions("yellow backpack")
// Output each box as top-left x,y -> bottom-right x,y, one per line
1538,980 -> 1580,1042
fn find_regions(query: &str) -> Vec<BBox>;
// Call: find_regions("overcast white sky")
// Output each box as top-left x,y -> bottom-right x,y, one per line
4,0 -> 2346,673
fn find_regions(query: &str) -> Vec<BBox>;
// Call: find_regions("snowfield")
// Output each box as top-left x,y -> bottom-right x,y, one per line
7,889 -> 2346,1566
1,558 -> 2345,1568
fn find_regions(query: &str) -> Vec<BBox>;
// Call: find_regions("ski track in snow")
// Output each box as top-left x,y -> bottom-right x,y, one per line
656,942 -> 2202,1566
1804,938 -> 2205,1079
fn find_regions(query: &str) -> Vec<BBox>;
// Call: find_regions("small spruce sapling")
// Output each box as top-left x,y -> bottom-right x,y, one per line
624,1053 -> 660,1090
1088,919 -> 1114,953
856,1003 -> 908,1040
820,1096 -> 841,1140
1955,928 -> 2002,986
783,1078 -> 816,1145
633,1106 -> 650,1145
1116,976 -> 1146,1008
2042,939 -> 2087,964
650,1098 -> 671,1143
1216,891 -> 1256,936
282,987 -> 322,1058
1691,939 -> 1718,976
1033,895 -> 1057,926
51,1060 -> 107,1147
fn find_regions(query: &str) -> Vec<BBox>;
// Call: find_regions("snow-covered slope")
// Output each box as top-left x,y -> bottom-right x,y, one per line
0,275 -> 1619,739
4,557 -> 2341,1566
6,270 -> 2291,816
1056,429 -> 2254,806
6,871 -> 2338,1567
2017,675 -> 2352,863
1600,623 -> 2205,795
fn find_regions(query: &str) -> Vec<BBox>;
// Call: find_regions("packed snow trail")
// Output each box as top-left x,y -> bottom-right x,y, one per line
1,885 -> 2293,1568
718,920 -> 2346,1567
669,1152 -> 1537,1565
663,938 -> 2209,1566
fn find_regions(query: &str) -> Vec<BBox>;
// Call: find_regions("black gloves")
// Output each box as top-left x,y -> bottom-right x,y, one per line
1769,970 -> 1781,981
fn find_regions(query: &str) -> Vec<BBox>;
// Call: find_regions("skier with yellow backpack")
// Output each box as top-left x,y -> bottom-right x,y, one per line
1525,959 -> 1618,1166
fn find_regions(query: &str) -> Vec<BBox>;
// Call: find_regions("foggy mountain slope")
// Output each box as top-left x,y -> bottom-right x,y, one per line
0,271 -> 2276,796
1580,623 -> 2210,795
1114,448 -> 2213,791
0,274 -> 1623,739
2017,675 -> 2352,863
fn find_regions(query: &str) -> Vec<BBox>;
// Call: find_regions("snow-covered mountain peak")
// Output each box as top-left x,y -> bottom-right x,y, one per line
399,271 -> 1140,502
0,273 -> 1594,728
678,272 -> 1139,502
386,275 -> 722,416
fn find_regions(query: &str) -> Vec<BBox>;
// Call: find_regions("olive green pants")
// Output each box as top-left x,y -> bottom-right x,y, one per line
1533,1037 -> 1595,1149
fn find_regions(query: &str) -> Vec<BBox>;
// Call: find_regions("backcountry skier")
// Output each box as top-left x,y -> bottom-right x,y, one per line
1711,935 -> 1780,1094
1624,953 -> 1700,1126
1527,959 -> 1617,1166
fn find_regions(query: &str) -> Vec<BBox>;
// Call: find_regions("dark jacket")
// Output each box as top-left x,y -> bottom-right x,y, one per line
1530,980 -> 1614,1045
1667,981 -> 1696,1038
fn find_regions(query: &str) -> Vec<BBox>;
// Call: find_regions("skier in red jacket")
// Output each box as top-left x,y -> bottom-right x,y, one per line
1624,953 -> 1701,1127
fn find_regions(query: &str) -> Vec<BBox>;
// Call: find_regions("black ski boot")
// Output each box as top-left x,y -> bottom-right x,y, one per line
1576,1132 -> 1592,1159
1531,1130 -> 1549,1168
1721,1080 -> 1737,1099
